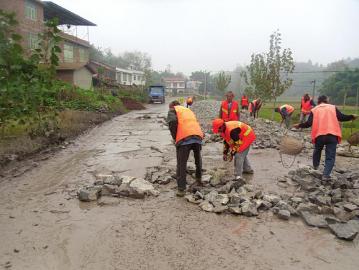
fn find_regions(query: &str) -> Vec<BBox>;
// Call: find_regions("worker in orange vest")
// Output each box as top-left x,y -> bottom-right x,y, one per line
219,91 -> 240,121
241,94 -> 249,110
274,104 -> 295,128
186,96 -> 193,108
167,100 -> 204,196
249,98 -> 262,119
294,95 -> 356,180
212,118 -> 256,180
300,93 -> 316,123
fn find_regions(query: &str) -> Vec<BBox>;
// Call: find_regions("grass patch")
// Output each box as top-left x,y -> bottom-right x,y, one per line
257,101 -> 358,140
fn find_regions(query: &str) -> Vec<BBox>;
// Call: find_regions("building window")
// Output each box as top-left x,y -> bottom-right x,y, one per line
79,48 -> 87,62
173,82 -> 177,88
27,32 -> 38,49
133,75 -> 136,81
64,43 -> 74,63
122,73 -> 126,81
25,1 -> 37,21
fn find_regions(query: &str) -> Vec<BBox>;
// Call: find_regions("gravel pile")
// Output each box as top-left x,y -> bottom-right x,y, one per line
192,100 -> 311,150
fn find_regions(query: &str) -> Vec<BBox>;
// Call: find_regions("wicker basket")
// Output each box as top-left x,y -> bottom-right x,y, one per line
348,131 -> 359,146
279,136 -> 303,156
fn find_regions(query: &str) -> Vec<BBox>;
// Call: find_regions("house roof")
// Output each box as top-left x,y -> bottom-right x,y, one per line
43,1 -> 96,26
57,62 -> 94,73
87,61 -> 116,73
116,67 -> 144,75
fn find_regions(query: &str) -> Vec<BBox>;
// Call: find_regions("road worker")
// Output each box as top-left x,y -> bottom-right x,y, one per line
300,93 -> 316,123
274,104 -> 295,128
241,94 -> 249,110
293,95 -> 357,181
219,91 -> 240,121
212,118 -> 256,180
186,96 -> 193,108
167,100 -> 204,196
249,98 -> 262,119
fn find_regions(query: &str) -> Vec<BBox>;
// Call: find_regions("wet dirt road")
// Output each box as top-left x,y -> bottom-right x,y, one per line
0,103 -> 358,270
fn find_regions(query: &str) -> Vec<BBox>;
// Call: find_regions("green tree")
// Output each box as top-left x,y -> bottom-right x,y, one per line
319,68 -> 359,105
242,30 -> 295,118
215,71 -> 231,93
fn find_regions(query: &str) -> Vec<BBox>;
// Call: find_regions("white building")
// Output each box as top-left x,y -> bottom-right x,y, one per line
116,67 -> 146,86
186,80 -> 202,90
163,77 -> 186,93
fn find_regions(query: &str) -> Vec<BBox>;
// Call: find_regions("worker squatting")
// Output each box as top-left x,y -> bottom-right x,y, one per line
167,92 -> 357,197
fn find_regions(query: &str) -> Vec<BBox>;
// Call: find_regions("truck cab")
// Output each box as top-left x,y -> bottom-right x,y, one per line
148,85 -> 165,104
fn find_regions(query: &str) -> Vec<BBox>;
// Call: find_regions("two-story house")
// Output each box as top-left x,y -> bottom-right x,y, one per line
163,76 -> 186,94
0,0 -> 96,90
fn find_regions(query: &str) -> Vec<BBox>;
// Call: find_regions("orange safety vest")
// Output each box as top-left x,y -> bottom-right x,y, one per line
221,100 -> 239,121
311,103 -> 341,143
241,96 -> 249,106
187,97 -> 193,105
221,121 -> 256,153
174,106 -> 204,144
280,104 -> 295,114
301,97 -> 313,114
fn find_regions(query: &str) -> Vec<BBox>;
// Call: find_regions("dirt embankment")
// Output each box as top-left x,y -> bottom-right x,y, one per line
0,98 -> 145,170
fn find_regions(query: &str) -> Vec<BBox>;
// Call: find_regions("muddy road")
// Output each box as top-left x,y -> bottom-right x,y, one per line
0,103 -> 358,270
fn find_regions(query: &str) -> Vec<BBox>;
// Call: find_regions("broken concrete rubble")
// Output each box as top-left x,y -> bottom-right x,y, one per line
77,174 -> 159,203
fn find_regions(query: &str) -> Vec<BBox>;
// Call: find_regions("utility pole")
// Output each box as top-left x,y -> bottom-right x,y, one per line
311,80 -> 316,100
356,87 -> 359,114
204,71 -> 207,99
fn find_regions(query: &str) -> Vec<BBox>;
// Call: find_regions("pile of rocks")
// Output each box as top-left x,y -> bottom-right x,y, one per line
77,174 -> 159,204
191,100 -> 311,150
181,165 -> 359,241
276,166 -> 359,240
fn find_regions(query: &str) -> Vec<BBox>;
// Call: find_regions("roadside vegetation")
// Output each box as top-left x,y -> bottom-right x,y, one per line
0,11 -> 146,166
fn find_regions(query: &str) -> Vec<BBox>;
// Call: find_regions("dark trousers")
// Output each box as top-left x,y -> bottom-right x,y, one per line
313,135 -> 338,176
176,143 -> 202,191
242,105 -> 248,110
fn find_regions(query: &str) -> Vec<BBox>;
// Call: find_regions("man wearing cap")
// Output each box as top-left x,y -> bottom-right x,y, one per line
274,104 -> 295,128
167,100 -> 204,196
212,118 -> 256,180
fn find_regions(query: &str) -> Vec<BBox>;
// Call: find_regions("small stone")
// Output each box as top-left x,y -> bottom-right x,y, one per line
194,191 -> 205,200
96,174 -> 122,186
101,184 -> 118,196
328,220 -> 359,241
213,205 -> 228,213
277,209 -> 290,220
78,186 -> 101,202
205,190 -> 218,203
129,178 -> 159,197
13,249 -> 19,253
241,202 -> 258,216
263,194 -> 281,204
301,211 -> 328,228
199,201 -> 214,212
201,175 -> 212,184
343,203 -> 358,212
228,206 -> 242,215
291,197 -> 303,204
185,194 -> 202,204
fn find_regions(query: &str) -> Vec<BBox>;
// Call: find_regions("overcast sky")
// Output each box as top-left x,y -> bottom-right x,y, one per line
53,0 -> 359,74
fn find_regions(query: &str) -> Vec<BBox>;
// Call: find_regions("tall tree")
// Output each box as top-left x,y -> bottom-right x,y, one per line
215,71 -> 231,93
242,30 -> 295,118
